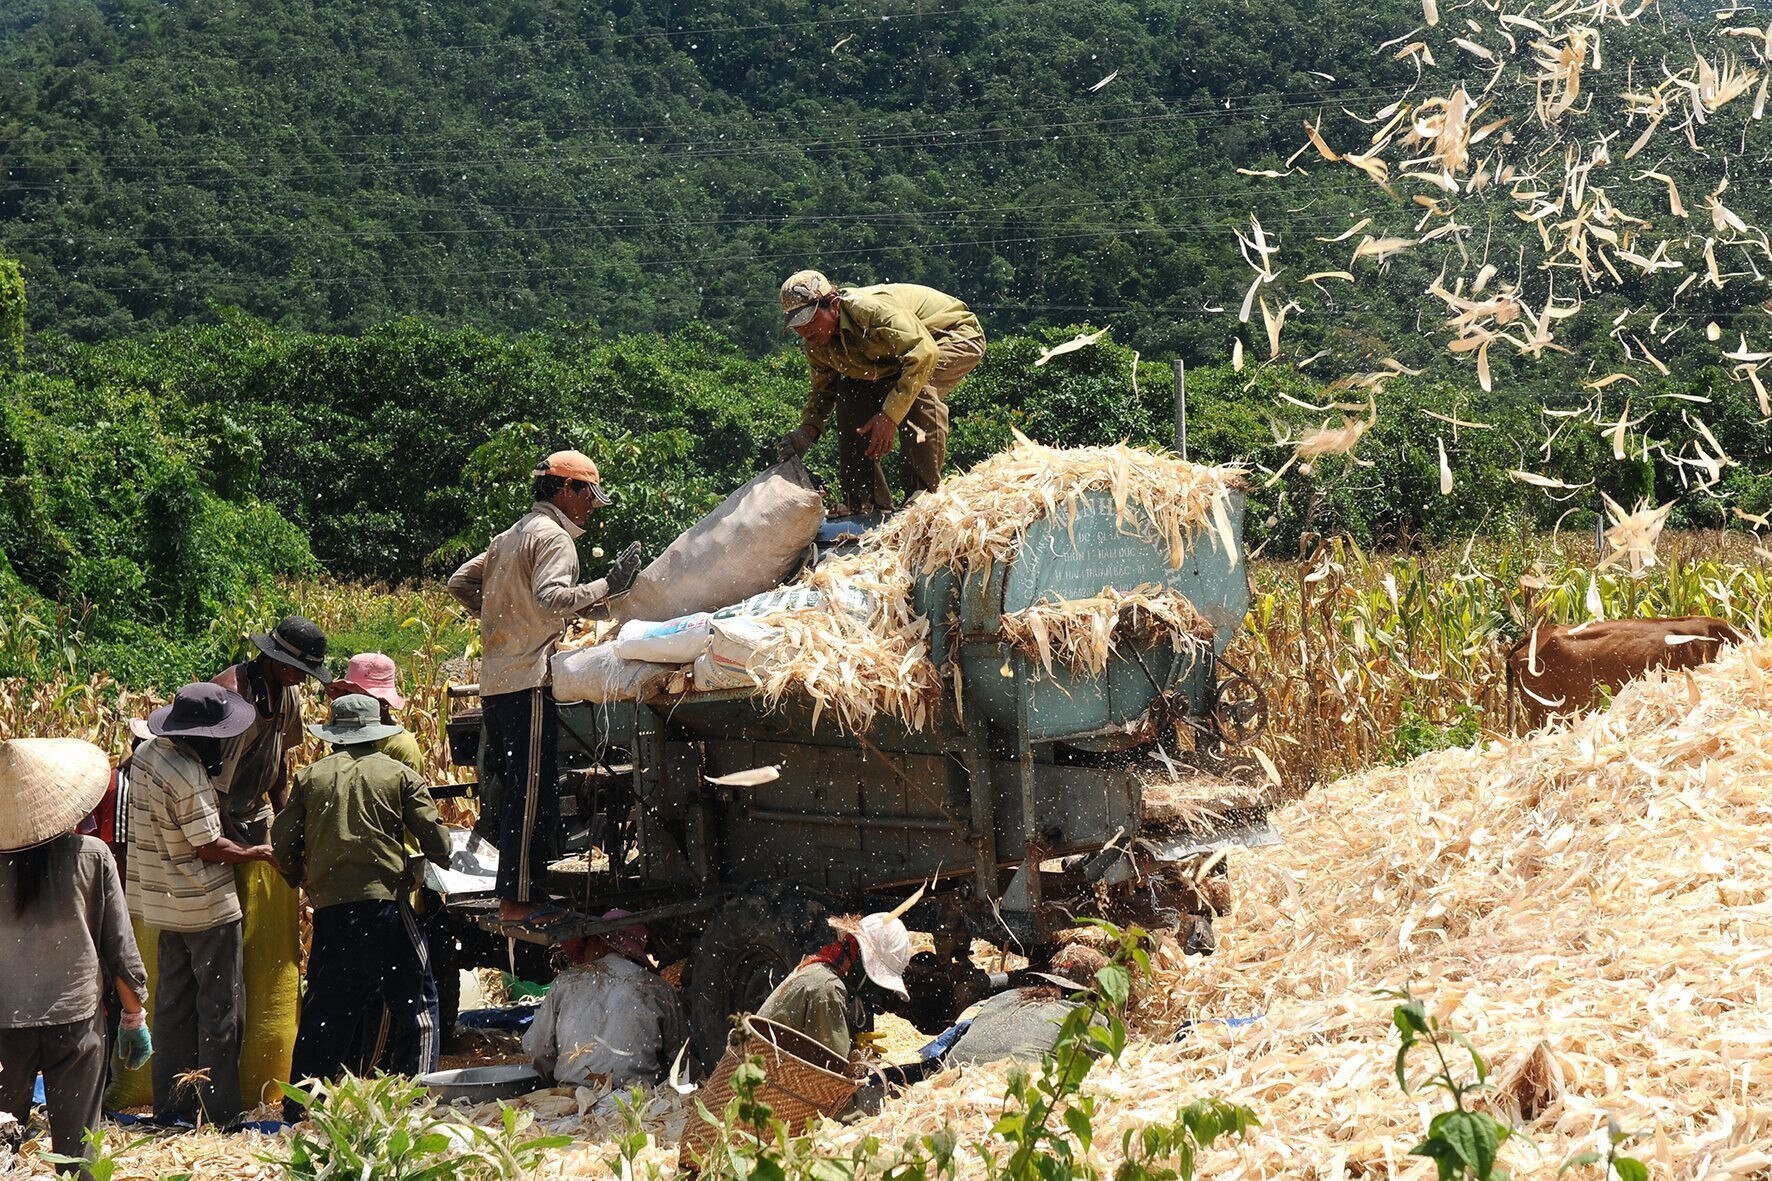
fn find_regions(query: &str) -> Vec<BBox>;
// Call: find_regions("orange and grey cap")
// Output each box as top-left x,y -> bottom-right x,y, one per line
534,449 -> 612,505
780,269 -> 836,328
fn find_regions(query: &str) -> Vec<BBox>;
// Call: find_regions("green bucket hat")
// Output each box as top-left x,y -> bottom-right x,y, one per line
309,693 -> 404,746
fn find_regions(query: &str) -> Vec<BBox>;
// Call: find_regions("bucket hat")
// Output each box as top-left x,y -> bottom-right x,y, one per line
250,615 -> 333,684
148,682 -> 258,740
0,739 -> 111,852
327,652 -> 408,710
533,450 -> 612,506
309,693 -> 404,746
780,269 -> 836,328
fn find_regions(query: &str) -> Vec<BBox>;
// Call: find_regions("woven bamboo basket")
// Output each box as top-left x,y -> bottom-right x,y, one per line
677,1016 -> 858,1168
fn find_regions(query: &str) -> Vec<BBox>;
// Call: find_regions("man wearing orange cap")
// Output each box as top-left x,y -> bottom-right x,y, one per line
447,451 -> 642,932
776,270 -> 986,514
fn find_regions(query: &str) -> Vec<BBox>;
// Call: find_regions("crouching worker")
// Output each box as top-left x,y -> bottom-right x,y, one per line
755,908 -> 914,1061
523,910 -> 686,1090
0,740 -> 150,1177
272,695 -> 452,1119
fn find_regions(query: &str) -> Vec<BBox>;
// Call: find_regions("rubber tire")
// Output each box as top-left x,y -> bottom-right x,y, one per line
686,887 -> 838,1071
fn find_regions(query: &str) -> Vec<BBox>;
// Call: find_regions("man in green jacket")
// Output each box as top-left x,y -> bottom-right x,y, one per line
776,271 -> 986,514
271,695 -> 453,1117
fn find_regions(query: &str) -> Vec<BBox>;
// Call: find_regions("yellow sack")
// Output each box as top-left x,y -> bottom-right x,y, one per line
105,917 -> 158,1110
104,866 -> 300,1114
236,859 -> 300,1111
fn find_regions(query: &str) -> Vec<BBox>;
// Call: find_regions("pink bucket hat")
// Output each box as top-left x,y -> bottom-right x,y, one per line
326,652 -> 408,710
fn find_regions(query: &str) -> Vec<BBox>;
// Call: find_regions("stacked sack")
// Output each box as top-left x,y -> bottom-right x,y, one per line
551,460 -> 826,703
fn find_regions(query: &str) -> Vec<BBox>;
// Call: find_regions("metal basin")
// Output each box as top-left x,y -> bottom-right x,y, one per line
420,1064 -> 545,1104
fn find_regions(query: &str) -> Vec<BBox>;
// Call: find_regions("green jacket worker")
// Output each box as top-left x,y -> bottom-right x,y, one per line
776,271 -> 986,515
271,695 -> 453,1120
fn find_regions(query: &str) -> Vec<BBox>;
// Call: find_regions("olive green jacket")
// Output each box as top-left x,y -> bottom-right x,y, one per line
271,746 -> 452,910
801,284 -> 982,430
755,962 -> 852,1060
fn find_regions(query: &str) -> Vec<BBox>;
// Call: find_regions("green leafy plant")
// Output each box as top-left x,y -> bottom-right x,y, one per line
983,921 -> 1258,1181
1382,987 -> 1514,1180
1559,1116 -> 1648,1181
274,1074 -> 571,1181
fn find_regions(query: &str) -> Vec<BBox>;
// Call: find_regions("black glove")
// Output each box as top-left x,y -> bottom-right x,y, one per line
606,541 -> 644,596
777,427 -> 818,464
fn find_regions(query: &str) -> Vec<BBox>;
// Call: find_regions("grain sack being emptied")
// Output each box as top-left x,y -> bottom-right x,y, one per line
616,459 -> 825,623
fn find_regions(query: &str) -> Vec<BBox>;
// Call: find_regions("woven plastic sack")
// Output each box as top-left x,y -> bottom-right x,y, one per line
617,460 -> 823,623
105,865 -> 298,1113
237,859 -> 300,1110
614,613 -> 713,664
552,642 -> 679,702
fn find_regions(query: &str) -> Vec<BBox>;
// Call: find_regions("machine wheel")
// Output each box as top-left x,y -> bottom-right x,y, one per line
685,887 -> 838,1071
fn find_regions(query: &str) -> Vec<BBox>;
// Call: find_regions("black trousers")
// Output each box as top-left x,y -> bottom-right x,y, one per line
287,899 -> 439,1118
0,1011 -> 106,1177
153,921 -> 244,1127
482,687 -> 559,903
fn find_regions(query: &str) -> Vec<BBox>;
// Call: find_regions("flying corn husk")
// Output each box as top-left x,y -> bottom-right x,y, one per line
1508,469 -> 1591,491
704,765 -> 782,787
999,586 -> 1216,678
1437,435 -> 1453,494
1088,70 -> 1119,92
1034,326 -> 1111,366
1596,493 -> 1675,574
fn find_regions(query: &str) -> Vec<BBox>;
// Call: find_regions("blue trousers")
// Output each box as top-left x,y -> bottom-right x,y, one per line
482,687 -> 559,903
287,900 -> 438,1115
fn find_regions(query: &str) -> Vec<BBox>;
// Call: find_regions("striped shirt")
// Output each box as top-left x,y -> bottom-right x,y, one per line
125,737 -> 241,932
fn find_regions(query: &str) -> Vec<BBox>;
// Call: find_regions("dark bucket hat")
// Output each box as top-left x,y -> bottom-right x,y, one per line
250,615 -> 333,684
308,693 -> 404,746
148,683 -> 258,740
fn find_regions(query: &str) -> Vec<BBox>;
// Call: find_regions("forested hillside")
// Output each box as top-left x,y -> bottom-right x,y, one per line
2,0 -> 1435,350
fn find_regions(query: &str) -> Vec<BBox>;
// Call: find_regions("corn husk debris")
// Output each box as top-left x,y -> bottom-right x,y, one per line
999,585 -> 1216,678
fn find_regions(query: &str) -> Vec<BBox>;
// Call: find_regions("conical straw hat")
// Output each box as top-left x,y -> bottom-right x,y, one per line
0,738 -> 110,852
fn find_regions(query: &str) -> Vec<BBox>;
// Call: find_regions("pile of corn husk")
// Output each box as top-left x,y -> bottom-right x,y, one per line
742,436 -> 1245,731
829,639 -> 1772,1177
747,550 -> 944,733
874,431 -> 1248,576
999,585 -> 1216,678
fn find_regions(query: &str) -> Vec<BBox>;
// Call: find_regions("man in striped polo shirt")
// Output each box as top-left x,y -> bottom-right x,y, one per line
126,683 -> 275,1129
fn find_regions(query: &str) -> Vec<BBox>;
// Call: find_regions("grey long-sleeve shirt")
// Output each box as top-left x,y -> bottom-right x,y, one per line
448,501 -> 614,697
0,834 -> 148,1028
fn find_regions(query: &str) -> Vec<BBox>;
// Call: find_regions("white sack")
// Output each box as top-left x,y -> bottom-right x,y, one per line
697,614 -> 782,691
614,613 -> 712,664
551,642 -> 678,703
616,459 -> 824,623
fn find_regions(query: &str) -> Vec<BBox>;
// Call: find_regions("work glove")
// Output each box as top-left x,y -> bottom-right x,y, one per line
776,427 -> 819,463
853,1030 -> 890,1055
606,541 -> 644,597
116,1011 -> 153,1070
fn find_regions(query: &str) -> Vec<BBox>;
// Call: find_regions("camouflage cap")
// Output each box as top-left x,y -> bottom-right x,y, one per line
780,269 -> 836,327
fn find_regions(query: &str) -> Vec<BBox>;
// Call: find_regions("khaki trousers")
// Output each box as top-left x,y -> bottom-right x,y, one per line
833,334 -> 986,513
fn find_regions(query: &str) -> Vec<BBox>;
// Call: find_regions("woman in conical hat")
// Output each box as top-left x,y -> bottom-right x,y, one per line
0,738 -> 151,1175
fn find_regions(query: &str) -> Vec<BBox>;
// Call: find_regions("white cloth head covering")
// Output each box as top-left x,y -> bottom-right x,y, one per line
853,912 -> 912,998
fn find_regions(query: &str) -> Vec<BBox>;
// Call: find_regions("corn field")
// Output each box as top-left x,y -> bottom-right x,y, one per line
3,536 -> 1770,795
1236,531 -> 1772,788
